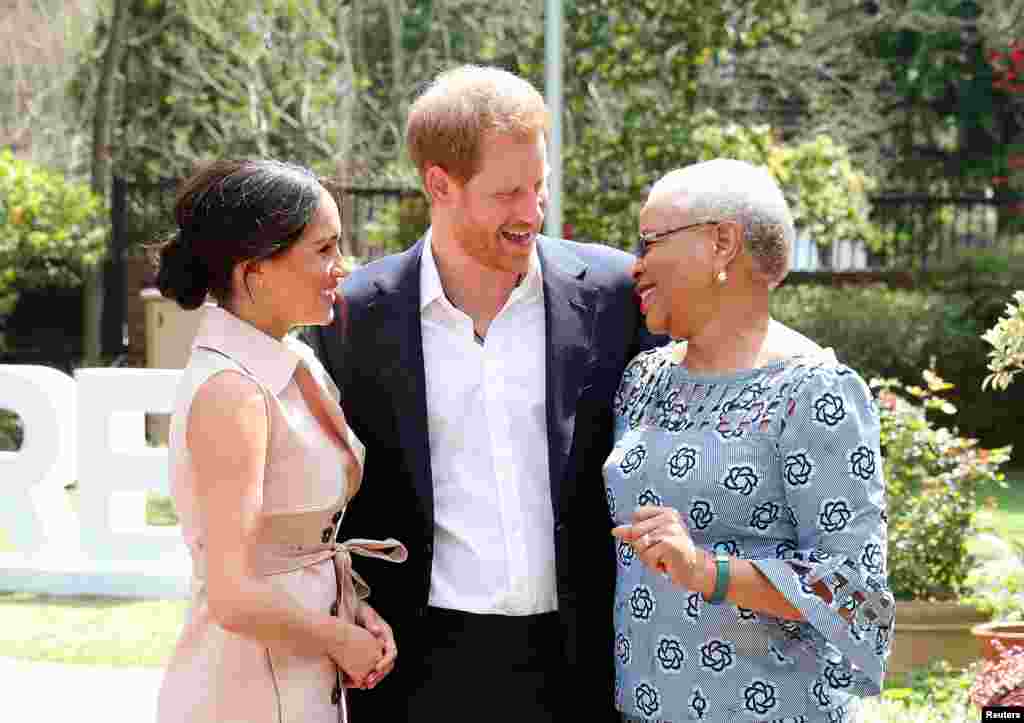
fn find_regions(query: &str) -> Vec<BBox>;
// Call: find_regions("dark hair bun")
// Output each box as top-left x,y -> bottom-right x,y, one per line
156,234 -> 210,310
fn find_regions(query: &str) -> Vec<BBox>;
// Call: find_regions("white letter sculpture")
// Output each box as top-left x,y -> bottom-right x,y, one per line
0,365 -> 78,556
0,365 -> 189,598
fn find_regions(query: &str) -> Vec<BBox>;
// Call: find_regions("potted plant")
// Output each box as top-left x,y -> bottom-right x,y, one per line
966,291 -> 1024,661
968,556 -> 1024,660
970,641 -> 1024,707
966,529 -> 1024,662
874,370 -> 1012,674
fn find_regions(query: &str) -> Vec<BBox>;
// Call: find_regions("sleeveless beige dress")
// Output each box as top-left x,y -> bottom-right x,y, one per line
156,307 -> 405,723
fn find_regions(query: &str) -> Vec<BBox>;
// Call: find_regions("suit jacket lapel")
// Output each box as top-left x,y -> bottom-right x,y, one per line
369,237 -> 434,530
538,237 -> 596,524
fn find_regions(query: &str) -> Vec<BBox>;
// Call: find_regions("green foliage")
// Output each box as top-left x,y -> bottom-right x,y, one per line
565,109 -> 878,251
692,116 -> 881,249
871,0 -> 1023,186
880,659 -> 978,718
364,194 -> 430,254
770,284 -> 953,382
516,2 -> 875,251
965,548 -> 1024,624
71,0 -> 346,181
983,290 -> 1024,391
0,409 -> 23,452
0,149 -> 106,315
770,281 -> 1024,450
873,371 -> 1010,600
0,0 -> 100,175
70,0 -> 539,186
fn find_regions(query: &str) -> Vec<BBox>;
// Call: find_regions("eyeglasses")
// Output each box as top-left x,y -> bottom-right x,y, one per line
637,221 -> 719,257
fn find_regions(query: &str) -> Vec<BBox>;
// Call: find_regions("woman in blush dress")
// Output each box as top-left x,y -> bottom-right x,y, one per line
154,159 -> 406,723
606,159 -> 893,722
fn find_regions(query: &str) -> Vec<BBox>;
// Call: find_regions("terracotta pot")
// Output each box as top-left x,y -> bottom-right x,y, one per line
889,600 -> 991,673
971,622 -> 1024,660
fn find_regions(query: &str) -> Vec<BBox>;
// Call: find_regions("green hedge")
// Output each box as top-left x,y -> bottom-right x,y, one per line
770,280 -> 1024,452
0,409 -> 22,451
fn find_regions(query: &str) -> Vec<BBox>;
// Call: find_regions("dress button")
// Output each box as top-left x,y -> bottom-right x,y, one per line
331,684 -> 341,705
330,601 -> 339,617
321,527 -> 333,544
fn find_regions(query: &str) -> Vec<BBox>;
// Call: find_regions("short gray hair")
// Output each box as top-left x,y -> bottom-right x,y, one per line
654,159 -> 794,286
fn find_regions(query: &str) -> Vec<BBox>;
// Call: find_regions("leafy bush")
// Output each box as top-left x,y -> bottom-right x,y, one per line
865,660 -> 980,721
965,546 -> 1024,624
771,281 -> 1024,451
873,372 -> 1011,600
563,110 -> 879,252
0,149 -> 107,315
983,289 -> 1024,391
881,659 -> 977,714
771,284 -> 943,382
363,193 -> 429,255
0,409 -> 23,451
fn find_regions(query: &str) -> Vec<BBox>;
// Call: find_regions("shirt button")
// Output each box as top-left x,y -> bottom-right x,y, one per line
321,527 -> 333,544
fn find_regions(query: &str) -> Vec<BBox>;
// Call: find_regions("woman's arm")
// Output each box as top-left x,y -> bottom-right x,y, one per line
188,371 -> 383,684
613,507 -> 805,620
752,365 -> 893,692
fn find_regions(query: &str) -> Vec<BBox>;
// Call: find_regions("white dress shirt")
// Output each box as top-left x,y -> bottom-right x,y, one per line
420,233 -> 557,615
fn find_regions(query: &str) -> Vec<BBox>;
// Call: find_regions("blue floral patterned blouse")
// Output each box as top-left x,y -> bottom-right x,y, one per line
604,344 -> 894,722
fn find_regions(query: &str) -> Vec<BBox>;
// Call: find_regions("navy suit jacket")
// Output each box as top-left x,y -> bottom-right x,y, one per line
308,234 -> 653,721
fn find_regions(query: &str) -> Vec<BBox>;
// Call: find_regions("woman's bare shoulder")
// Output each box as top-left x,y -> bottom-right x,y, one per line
187,370 -> 268,447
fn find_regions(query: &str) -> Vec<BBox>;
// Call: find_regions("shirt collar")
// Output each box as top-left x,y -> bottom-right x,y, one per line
419,227 -> 543,313
191,306 -> 301,394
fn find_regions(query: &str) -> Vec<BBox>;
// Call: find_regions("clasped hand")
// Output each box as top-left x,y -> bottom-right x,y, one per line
612,505 -> 702,589
334,601 -> 397,690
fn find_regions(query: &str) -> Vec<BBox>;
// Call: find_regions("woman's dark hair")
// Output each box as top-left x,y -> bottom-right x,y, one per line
156,159 -> 322,310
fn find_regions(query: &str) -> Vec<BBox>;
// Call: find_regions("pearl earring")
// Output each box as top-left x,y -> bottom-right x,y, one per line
717,270 -> 727,283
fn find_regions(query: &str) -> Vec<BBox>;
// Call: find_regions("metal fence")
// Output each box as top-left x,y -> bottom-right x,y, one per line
794,193 -> 1024,272
102,178 -> 424,355
101,179 -> 1024,355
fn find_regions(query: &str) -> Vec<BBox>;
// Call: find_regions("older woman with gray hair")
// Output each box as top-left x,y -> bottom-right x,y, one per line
605,159 -> 893,722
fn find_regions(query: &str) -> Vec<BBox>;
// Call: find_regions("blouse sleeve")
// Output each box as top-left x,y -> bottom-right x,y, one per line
749,363 -> 894,696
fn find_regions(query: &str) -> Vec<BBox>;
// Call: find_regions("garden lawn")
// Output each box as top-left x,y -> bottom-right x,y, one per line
0,489 -> 185,666
987,467 -> 1024,543
0,592 -> 186,667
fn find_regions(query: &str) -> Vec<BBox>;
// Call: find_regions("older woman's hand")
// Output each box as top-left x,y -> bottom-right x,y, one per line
612,506 -> 703,588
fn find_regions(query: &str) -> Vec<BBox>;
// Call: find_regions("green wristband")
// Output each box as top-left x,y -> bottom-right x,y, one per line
705,553 -> 731,605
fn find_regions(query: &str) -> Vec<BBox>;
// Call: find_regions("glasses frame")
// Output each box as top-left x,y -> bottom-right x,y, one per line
637,221 -> 719,257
